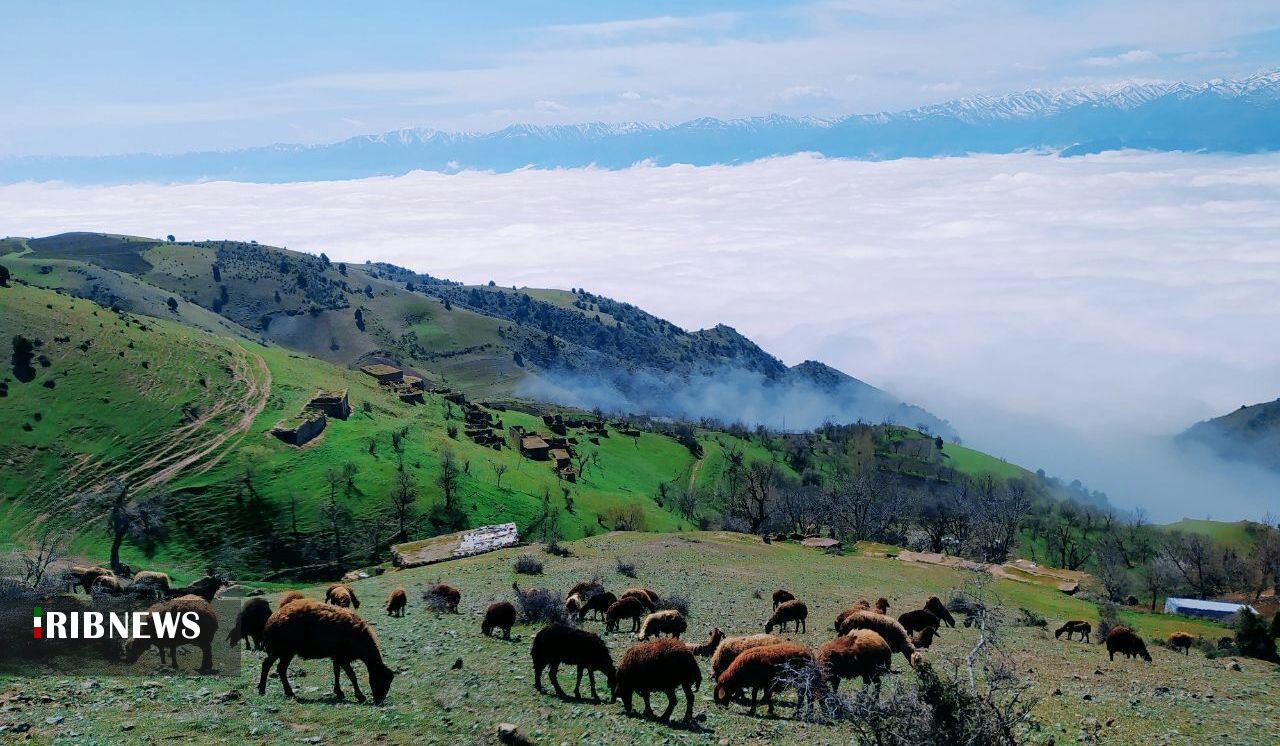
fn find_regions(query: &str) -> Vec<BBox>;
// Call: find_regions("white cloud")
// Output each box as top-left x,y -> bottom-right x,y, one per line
1083,48 -> 1160,67
2,151 -> 1279,519
533,99 -> 567,113
540,12 -> 739,39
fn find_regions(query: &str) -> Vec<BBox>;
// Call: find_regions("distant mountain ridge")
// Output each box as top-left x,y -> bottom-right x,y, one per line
4,70 -> 1279,184
1180,398 -> 1280,474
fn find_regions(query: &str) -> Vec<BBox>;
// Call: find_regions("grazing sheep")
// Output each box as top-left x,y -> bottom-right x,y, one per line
912,626 -> 941,650
639,609 -> 687,640
131,571 -> 172,599
125,595 -> 218,672
1054,620 -> 1092,643
565,593 -> 584,616
837,610 -> 919,667
386,588 -> 407,617
482,601 -> 517,639
531,623 -> 616,701
713,642 -> 817,716
772,589 -> 796,609
875,598 -> 891,615
620,587 -> 660,610
578,591 -> 617,622
766,599 -> 808,633
898,609 -> 942,635
710,633 -> 785,681
816,630 -> 892,692
615,638 -> 701,722
228,597 -> 272,651
279,590 -> 306,607
1169,631 -> 1196,656
686,627 -> 725,657
258,599 -> 395,704
606,597 -> 647,633
566,580 -> 604,602
835,599 -> 891,631
428,583 -> 462,613
171,574 -> 227,602
923,596 -> 956,628
325,584 -> 360,609
67,566 -> 113,595
1105,627 -> 1152,662
91,574 -> 124,595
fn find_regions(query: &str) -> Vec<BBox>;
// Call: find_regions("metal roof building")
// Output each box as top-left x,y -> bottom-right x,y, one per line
1164,597 -> 1257,619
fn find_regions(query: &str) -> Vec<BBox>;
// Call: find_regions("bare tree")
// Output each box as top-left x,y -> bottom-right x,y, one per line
320,493 -> 352,564
1159,531 -> 1226,598
732,459 -> 778,534
437,447 -> 462,512
389,470 -> 418,542
93,482 -> 166,574
491,461 -> 509,490
21,526 -> 67,590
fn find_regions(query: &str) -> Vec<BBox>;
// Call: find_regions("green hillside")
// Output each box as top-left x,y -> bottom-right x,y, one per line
1180,398 -> 1280,474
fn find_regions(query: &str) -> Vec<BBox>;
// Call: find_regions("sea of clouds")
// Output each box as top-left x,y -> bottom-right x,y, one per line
4,151 -> 1279,520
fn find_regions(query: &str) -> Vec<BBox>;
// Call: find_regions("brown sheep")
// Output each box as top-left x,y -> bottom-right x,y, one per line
898,609 -> 942,635
566,580 -> 604,601
258,599 -> 395,704
606,596 -> 647,633
816,630 -> 892,692
838,610 -> 919,667
923,596 -> 956,628
620,587 -> 660,610
125,595 -> 218,672
639,609 -> 687,640
531,623 -> 616,701
325,584 -> 360,609
772,589 -> 796,609
67,566 -> 113,595
279,590 -> 306,607
565,593 -> 584,616
1054,620 -> 1092,643
713,642 -> 817,716
875,598 -> 891,615
482,601 -> 517,639
766,599 -> 808,633
228,597 -> 272,650
710,633 -> 785,681
428,583 -> 462,613
687,627 -> 725,657
835,598 -> 891,631
1169,631 -> 1196,656
385,588 -> 407,617
1105,627 -> 1152,662
578,591 -> 617,622
91,574 -> 124,595
131,570 -> 172,599
912,626 -> 941,650
615,638 -> 701,722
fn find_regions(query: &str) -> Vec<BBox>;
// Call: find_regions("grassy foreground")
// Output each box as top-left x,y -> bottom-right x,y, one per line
2,532 -> 1276,744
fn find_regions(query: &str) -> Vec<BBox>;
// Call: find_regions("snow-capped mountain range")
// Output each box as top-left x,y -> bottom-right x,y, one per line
5,70 -> 1279,184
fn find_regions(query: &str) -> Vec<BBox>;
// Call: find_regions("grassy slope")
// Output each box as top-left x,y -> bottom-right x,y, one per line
941,442 -> 1030,480
1160,519 -> 1261,553
3,532 -> 1272,745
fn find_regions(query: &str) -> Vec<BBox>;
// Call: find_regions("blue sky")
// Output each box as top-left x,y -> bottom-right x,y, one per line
5,0 -> 1280,156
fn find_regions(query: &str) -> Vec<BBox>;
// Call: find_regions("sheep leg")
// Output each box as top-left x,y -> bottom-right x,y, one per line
343,661 -> 365,702
800,619 -> 806,633
588,669 -> 599,702
258,655 -> 277,695
659,689 -> 676,721
681,682 -> 695,723
549,662 -> 567,698
574,666 -> 584,699
641,691 -> 654,717
277,653 -> 296,698
332,660 -> 346,700
831,676 -> 842,694
764,686 -> 775,716
534,663 -> 545,692
748,687 -> 758,715
199,642 -> 213,673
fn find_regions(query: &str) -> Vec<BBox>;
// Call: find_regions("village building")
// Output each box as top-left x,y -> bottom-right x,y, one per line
360,363 -> 404,384
271,411 -> 327,446
305,389 -> 351,420
1164,597 -> 1258,620
520,435 -> 550,460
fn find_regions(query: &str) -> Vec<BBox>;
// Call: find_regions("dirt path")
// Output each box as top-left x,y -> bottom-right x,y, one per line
687,457 -> 704,494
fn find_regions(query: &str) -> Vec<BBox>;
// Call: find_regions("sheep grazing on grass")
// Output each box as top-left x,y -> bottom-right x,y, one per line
67,566 -> 113,595
816,630 -> 892,692
565,593 -> 583,616
172,574 -> 227,602
125,595 -> 218,672
131,570 -> 172,599
766,599 -> 808,633
566,580 -> 604,602
713,642 -> 817,716
578,591 -> 617,622
228,597 -> 272,650
258,599 -> 395,704
837,610 -> 919,667
620,587 -> 660,610
835,599 -> 890,631
710,633 -> 784,681
531,623 -> 616,702
1054,620 -> 1092,643
325,584 -> 360,609
923,596 -> 955,628
615,638 -> 701,723
772,589 -> 796,610
687,627 -> 724,657
898,609 -> 942,635
606,596 -> 647,633
1105,627 -> 1152,662
912,626 -> 941,650
386,588 -> 407,617
482,601 -> 517,639
1169,631 -> 1196,656
91,574 -> 124,595
639,609 -> 687,640
279,590 -> 306,607
428,583 -> 462,613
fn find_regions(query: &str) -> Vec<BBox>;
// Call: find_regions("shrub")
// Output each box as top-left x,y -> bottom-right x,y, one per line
544,542 -> 571,557
513,554 -> 543,575
1014,608 -> 1047,628
1095,601 -> 1122,643
600,504 -> 646,532
514,584 -> 565,624
615,558 -> 637,578
422,588 -> 453,614
446,425 -> 458,439
658,593 -> 690,617
1234,609 -> 1278,662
